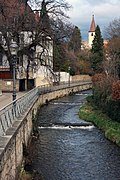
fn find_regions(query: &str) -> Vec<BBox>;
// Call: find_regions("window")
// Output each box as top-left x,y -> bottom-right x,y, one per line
0,33 -> 2,43
0,52 -> 3,66
20,33 -> 24,45
18,55 -> 23,66
91,33 -> 93,36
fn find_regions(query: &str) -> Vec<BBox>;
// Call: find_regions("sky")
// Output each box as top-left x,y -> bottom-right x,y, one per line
67,0 -> 120,40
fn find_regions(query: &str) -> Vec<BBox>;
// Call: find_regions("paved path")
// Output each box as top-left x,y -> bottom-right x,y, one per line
0,92 -> 26,110
0,81 -> 91,110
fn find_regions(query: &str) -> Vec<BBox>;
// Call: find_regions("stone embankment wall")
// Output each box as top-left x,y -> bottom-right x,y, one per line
0,83 -> 91,180
72,75 -> 91,82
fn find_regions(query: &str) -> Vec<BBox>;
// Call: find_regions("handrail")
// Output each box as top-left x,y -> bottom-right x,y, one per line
38,80 -> 92,94
0,87 -> 39,136
0,81 -> 92,136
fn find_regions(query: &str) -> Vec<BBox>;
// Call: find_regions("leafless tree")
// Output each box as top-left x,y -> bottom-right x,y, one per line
105,37 -> 120,78
0,0 -> 71,88
106,18 -> 120,39
103,18 -> 120,79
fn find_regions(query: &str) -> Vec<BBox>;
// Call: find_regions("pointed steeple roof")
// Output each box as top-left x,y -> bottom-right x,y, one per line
89,15 -> 96,32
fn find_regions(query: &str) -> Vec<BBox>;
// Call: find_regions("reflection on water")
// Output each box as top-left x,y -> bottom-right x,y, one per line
31,90 -> 120,180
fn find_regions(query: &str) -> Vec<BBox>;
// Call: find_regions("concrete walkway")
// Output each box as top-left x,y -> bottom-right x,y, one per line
0,81 -> 91,110
0,92 -> 26,110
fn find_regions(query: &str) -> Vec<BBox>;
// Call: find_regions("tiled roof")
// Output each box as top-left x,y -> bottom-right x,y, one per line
89,15 -> 96,32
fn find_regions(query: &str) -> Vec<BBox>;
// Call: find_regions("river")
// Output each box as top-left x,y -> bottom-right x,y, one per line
29,90 -> 120,180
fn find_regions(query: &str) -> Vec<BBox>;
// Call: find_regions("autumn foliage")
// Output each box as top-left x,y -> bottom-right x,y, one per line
112,80 -> 120,100
92,74 -> 120,122
91,18 -> 120,122
92,73 -> 106,83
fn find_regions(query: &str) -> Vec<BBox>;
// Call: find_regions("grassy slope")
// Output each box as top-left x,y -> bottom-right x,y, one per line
79,102 -> 120,147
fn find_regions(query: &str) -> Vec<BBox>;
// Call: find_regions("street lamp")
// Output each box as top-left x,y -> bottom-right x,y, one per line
10,41 -> 18,101
68,66 -> 71,87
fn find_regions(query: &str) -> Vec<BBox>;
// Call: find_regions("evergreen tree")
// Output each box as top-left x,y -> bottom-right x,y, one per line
68,26 -> 81,53
53,41 -> 66,71
91,25 -> 104,72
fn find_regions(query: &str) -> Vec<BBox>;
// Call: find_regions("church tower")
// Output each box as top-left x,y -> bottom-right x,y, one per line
88,15 -> 96,48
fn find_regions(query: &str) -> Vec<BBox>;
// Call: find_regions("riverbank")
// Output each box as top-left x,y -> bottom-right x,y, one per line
20,91 -> 120,179
79,102 -> 120,147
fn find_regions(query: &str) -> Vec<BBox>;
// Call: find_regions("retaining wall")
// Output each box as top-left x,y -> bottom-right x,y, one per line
0,83 -> 91,179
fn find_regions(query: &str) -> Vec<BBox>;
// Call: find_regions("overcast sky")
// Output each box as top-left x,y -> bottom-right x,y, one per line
67,0 -> 120,40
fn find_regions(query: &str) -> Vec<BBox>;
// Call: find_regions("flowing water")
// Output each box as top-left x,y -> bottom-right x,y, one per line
30,90 -> 120,180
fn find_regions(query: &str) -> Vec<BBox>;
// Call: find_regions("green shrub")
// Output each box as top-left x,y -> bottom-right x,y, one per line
105,128 -> 120,145
106,100 -> 120,122
79,102 -> 120,147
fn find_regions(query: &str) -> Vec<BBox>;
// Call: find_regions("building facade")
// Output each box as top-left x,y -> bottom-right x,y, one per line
0,0 -> 54,92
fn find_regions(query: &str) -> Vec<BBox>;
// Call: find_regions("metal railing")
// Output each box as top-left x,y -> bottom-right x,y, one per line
0,80 -> 92,136
0,87 -> 39,136
39,80 -> 92,94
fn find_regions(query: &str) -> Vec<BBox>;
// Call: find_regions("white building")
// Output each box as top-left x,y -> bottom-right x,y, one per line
88,15 -> 96,48
0,1 -> 54,91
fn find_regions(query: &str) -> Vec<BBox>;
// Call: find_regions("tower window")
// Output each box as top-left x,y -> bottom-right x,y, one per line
91,33 -> 93,36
